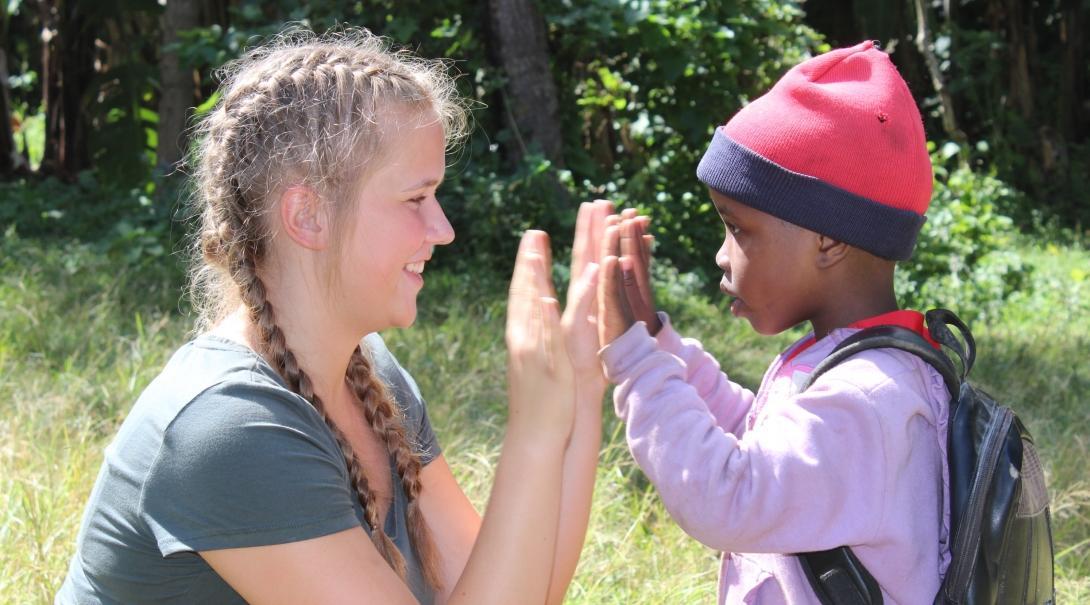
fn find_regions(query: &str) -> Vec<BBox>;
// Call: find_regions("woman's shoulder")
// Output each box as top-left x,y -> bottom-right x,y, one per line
114,335 -> 330,462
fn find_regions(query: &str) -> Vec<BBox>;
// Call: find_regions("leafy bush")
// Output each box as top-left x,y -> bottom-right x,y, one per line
0,173 -> 186,271
544,0 -> 824,279
896,145 -> 1033,322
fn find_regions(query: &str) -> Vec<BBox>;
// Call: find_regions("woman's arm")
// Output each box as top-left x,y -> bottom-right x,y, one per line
543,200 -> 611,604
204,231 -> 578,605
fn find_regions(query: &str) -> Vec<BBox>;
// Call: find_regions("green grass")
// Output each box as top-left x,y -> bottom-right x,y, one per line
1,231 -> 1087,603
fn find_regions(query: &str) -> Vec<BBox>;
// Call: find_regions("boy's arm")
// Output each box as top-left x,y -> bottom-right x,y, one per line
650,312 -> 753,436
601,326 -> 890,555
601,215 -> 752,434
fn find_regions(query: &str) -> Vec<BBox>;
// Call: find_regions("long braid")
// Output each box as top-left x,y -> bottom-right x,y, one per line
347,347 -> 442,591
237,250 -> 407,578
187,29 -> 464,591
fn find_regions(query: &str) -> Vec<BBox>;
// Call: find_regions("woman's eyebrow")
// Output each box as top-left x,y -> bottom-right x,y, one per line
400,178 -> 442,192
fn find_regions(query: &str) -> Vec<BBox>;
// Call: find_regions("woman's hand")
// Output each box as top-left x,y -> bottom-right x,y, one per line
505,230 -> 576,439
561,200 -> 610,397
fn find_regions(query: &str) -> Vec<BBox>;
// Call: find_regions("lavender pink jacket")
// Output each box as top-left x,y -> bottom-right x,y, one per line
600,313 -> 951,604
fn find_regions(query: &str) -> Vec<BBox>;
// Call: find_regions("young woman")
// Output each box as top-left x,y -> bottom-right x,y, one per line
57,30 -> 610,605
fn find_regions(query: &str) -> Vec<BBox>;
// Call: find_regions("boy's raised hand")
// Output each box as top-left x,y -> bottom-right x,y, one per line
598,210 -> 660,348
506,230 -> 575,439
619,214 -> 661,335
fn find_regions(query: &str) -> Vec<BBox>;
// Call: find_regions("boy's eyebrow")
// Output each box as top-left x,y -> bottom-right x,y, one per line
400,178 -> 442,192
712,199 -> 734,217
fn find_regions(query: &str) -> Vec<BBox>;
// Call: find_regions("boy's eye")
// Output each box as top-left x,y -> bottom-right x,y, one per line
725,221 -> 741,235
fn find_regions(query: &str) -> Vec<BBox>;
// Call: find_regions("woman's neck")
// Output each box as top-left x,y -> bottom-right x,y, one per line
212,300 -> 363,409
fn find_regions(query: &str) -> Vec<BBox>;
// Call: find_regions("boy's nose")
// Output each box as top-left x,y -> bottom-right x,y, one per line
426,198 -> 455,246
715,243 -> 730,272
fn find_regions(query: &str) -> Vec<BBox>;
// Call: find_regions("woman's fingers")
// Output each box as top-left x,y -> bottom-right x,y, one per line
508,231 -> 554,343
561,261 -> 603,382
570,200 -> 612,295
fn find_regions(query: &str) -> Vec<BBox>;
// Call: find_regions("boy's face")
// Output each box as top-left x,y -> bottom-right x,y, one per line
711,190 -> 821,335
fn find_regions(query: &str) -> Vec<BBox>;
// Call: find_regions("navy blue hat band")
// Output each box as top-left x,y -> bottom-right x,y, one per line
696,130 -> 925,261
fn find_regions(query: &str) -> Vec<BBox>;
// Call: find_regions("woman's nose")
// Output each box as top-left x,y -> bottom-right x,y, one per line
426,198 -> 455,246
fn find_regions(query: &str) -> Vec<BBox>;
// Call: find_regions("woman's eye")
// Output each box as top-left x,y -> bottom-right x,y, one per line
407,195 -> 426,206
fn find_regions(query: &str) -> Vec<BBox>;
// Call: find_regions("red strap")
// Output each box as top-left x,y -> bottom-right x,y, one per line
849,310 -> 941,349
782,310 -> 939,365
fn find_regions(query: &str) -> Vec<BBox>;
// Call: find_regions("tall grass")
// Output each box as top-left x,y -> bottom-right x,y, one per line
1,232 -> 1087,603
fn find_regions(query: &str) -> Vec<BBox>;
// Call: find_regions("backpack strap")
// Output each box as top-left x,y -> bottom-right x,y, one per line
801,324 -> 961,398
924,308 -> 975,380
798,316 -> 969,605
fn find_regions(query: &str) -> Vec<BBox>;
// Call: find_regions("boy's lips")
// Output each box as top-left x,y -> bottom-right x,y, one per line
719,277 -> 737,299
720,277 -> 745,316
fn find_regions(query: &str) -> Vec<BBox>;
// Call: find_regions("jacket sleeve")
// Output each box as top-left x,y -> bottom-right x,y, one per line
651,312 -> 753,436
600,322 -> 892,554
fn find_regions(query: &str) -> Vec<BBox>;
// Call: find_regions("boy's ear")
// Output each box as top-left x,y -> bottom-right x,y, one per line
278,184 -> 329,251
815,234 -> 850,268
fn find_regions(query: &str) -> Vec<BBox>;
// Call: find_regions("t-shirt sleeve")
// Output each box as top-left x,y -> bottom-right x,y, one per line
140,380 -> 361,556
364,333 -> 441,466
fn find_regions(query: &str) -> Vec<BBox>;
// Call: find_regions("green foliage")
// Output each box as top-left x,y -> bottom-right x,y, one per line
544,0 -> 824,278
919,1 -> 1090,226
2,233 -> 1088,601
896,145 -> 1033,322
0,174 -> 187,271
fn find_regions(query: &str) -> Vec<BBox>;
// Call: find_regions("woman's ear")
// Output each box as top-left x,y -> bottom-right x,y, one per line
815,234 -> 850,269
278,185 -> 329,251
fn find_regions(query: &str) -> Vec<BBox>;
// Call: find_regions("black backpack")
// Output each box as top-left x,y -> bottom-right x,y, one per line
797,309 -> 1055,605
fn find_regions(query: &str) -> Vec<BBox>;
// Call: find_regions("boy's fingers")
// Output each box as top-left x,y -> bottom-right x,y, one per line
603,224 -> 621,260
620,255 -> 646,319
621,219 -> 653,303
601,255 -> 635,337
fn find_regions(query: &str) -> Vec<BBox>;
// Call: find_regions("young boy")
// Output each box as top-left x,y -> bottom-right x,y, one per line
596,40 -> 950,603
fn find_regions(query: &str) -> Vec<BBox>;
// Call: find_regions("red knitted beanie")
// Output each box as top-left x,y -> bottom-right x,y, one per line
696,40 -> 933,260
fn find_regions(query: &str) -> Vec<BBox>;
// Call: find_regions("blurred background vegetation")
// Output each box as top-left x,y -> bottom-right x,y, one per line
1,0 -> 1088,602
0,0 -> 1086,313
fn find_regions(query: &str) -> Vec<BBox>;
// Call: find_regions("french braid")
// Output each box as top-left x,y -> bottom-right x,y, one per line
187,28 -> 466,591
347,347 -> 442,590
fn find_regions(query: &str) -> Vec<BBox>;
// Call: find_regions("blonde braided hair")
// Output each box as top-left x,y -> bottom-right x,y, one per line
186,28 -> 465,591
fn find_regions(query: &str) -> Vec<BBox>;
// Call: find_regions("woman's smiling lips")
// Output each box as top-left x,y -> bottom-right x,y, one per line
403,259 -> 428,284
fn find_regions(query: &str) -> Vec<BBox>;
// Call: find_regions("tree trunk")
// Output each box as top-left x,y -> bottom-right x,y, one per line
801,0 -> 859,47
487,0 -> 564,166
1005,0 -> 1034,120
1059,0 -> 1086,139
157,0 -> 200,171
38,0 -> 95,178
913,0 -> 968,157
0,47 -> 18,176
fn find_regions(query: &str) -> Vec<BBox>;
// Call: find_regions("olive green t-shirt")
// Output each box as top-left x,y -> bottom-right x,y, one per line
56,333 -> 440,604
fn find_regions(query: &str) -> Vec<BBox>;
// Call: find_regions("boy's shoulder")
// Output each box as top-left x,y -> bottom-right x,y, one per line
790,329 -> 945,399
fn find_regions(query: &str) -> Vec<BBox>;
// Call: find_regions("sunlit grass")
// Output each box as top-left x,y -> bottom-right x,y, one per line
1,232 -> 1087,603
